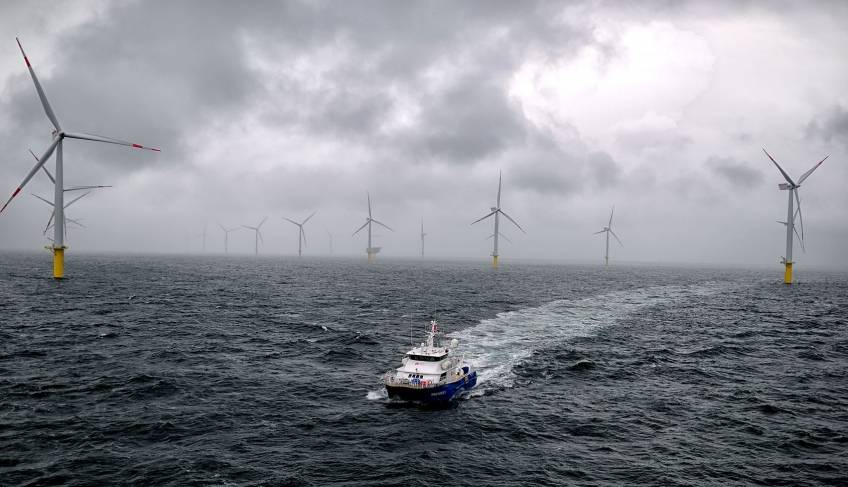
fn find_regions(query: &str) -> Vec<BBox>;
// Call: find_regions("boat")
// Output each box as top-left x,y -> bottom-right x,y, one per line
384,320 -> 477,403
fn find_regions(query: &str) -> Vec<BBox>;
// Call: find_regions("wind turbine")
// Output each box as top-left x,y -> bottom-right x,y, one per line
763,149 -> 828,284
420,217 -> 426,258
326,229 -> 335,255
242,217 -> 267,255
0,38 -> 159,279
218,222 -> 240,254
32,192 -> 90,242
29,147 -> 111,239
283,211 -> 316,257
594,206 -> 622,266
353,192 -> 393,262
471,171 -> 524,268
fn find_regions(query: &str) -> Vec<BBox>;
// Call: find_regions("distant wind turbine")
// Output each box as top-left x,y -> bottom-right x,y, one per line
471,171 -> 524,268
218,222 -> 240,254
0,38 -> 159,279
326,229 -> 334,255
593,206 -> 622,266
242,217 -> 268,255
283,211 -> 316,257
28,147 -> 111,241
763,149 -> 828,284
353,192 -> 393,262
420,217 -> 427,257
32,192 -> 90,242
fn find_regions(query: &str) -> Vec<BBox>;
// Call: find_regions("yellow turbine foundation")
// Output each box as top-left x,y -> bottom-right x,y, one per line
492,255 -> 499,269
368,252 -> 376,263
53,247 -> 65,280
784,262 -> 793,285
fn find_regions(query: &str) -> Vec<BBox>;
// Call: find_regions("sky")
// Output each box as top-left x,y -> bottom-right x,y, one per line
0,0 -> 846,267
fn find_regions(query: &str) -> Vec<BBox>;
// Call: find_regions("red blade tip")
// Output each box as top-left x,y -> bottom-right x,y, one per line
131,143 -> 161,152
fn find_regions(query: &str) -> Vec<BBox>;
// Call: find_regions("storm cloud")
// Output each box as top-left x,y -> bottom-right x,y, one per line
0,0 -> 846,267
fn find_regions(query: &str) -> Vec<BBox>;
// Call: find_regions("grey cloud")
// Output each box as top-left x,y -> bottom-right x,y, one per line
806,104 -> 848,148
706,156 -> 763,189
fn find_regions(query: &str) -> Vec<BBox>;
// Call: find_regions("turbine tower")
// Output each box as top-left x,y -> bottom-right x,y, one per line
420,217 -> 426,257
325,229 -> 334,255
283,211 -> 316,257
353,192 -> 393,262
763,149 -> 828,284
218,222 -> 239,254
0,38 -> 159,279
242,217 -> 267,256
594,206 -> 623,266
471,171 -> 524,268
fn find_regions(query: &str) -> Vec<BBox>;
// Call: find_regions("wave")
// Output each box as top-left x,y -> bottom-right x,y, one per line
450,282 -> 728,392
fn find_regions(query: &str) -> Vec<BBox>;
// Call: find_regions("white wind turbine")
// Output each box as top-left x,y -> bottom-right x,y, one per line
29,147 -> 111,240
326,229 -> 335,255
242,217 -> 267,255
283,211 -> 316,257
471,171 -> 524,268
0,38 -> 159,279
218,222 -> 240,254
762,149 -> 828,284
32,192 -> 90,243
353,192 -> 393,262
594,206 -> 622,266
420,217 -> 427,257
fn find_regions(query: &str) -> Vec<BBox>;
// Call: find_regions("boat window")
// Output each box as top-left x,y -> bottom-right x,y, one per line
407,354 -> 447,362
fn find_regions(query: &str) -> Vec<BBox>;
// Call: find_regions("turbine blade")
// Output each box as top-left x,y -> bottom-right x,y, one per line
301,227 -> 308,247
498,210 -> 526,233
218,222 -> 226,232
793,224 -> 805,253
609,205 -> 615,228
1,138 -> 60,214
241,225 -> 256,230
258,216 -> 268,229
797,155 -> 829,185
499,231 -> 513,244
31,193 -> 54,207
30,148 -> 56,184
302,210 -> 317,225
63,131 -> 160,152
371,218 -> 393,231
762,148 -> 796,186
497,170 -> 502,208
593,229 -> 606,235
44,211 -> 55,235
66,217 -> 85,228
793,189 -> 804,242
471,210 -> 497,225
258,231 -> 264,243
352,220 -> 369,236
65,185 -> 112,192
283,217 -> 300,226
367,192 -> 372,218
64,191 -> 91,209
16,38 -> 61,131
610,230 -> 624,246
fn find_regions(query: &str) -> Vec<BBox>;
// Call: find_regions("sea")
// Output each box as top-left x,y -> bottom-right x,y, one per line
1,252 -> 846,486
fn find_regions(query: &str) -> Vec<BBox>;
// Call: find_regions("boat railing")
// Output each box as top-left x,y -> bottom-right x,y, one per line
383,371 -> 465,388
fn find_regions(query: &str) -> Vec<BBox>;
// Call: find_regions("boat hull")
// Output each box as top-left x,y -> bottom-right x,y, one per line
385,371 -> 477,403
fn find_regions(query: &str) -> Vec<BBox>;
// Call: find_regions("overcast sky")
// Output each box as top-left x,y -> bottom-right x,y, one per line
1,0 -> 846,267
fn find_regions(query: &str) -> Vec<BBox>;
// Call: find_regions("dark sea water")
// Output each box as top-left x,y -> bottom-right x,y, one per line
1,252 -> 847,486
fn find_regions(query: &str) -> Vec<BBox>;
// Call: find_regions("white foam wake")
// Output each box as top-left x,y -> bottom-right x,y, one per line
450,282 -> 726,392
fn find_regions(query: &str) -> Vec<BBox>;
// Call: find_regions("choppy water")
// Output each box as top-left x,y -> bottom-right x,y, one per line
1,253 -> 847,486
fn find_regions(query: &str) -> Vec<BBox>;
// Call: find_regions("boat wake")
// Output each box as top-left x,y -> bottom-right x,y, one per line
450,282 -> 728,394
